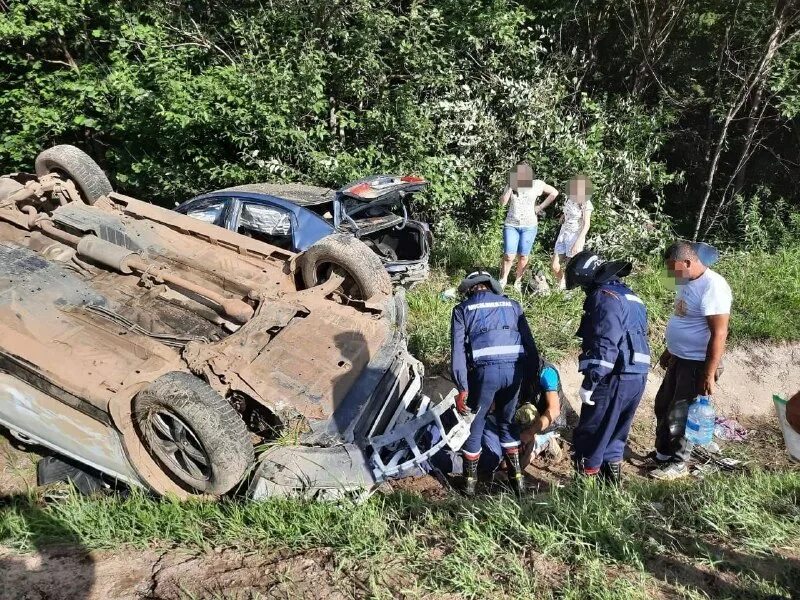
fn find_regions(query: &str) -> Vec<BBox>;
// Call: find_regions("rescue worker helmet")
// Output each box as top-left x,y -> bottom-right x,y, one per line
565,250 -> 632,290
457,270 -> 503,296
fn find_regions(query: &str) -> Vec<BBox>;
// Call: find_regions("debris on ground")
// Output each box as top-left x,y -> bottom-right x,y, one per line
713,417 -> 749,442
691,445 -> 745,474
440,287 -> 457,301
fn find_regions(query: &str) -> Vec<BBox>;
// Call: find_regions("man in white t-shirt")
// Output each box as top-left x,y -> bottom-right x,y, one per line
649,241 -> 732,480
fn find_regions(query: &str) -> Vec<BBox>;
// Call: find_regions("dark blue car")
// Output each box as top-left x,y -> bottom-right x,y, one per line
176,175 -> 432,294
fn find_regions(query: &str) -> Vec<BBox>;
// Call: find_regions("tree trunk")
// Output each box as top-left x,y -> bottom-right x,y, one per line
732,85 -> 767,198
692,4 -> 791,241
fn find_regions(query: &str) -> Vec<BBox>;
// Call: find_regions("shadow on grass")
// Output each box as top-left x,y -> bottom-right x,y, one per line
0,493 -> 95,600
378,482 -> 800,599
644,533 -> 800,600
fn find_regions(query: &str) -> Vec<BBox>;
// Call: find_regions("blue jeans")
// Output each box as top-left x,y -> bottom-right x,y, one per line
503,226 -> 538,256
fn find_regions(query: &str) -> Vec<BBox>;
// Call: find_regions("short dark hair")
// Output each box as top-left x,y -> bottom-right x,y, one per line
664,241 -> 698,262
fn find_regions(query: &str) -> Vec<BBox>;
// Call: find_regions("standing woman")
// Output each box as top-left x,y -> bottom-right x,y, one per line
552,174 -> 594,290
499,162 -> 559,291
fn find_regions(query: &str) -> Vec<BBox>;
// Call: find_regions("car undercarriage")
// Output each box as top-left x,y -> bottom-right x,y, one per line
0,145 -> 465,499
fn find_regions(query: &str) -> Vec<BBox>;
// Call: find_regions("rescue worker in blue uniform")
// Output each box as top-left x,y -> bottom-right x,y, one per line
451,270 -> 540,495
564,251 -> 650,484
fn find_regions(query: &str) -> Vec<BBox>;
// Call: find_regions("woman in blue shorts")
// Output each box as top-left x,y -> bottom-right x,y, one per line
499,162 -> 559,291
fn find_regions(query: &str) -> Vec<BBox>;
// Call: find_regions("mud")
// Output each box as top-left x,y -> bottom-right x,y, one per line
0,163 -> 412,497
0,432 -> 39,495
0,545 -> 364,600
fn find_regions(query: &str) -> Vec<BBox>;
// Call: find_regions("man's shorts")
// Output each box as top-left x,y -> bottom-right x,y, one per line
554,228 -> 581,257
503,226 -> 538,256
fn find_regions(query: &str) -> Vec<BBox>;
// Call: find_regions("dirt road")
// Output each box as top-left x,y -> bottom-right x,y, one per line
0,545 -> 364,600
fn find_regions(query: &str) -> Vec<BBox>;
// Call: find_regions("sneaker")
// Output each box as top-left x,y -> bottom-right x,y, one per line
640,450 -> 673,468
499,277 -> 508,289
513,279 -> 523,293
649,461 -> 689,481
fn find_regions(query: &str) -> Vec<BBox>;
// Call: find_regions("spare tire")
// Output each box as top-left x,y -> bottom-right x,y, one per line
35,144 -> 112,205
133,372 -> 254,495
299,233 -> 392,301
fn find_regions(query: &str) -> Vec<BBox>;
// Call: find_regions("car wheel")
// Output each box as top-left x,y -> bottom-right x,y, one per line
133,372 -> 254,495
300,233 -> 391,301
35,144 -> 113,205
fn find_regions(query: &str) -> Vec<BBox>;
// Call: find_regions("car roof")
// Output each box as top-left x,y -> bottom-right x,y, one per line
217,183 -> 335,207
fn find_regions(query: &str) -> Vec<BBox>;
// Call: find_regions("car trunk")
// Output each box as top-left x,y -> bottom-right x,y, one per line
361,221 -> 428,263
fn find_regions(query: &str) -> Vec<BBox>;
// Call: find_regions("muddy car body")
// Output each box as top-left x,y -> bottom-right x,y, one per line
0,146 -> 465,498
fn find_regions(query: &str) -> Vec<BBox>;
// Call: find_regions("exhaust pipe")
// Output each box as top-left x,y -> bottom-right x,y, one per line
38,227 -> 255,324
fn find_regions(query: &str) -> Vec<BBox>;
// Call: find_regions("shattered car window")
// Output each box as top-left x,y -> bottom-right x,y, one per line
239,203 -> 292,236
187,201 -> 225,224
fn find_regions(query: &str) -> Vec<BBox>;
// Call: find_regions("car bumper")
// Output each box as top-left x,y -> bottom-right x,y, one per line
385,259 -> 430,286
248,356 -> 468,500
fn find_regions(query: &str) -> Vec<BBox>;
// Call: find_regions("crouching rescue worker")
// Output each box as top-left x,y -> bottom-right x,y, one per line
517,358 -> 579,465
565,251 -> 650,485
451,270 -> 540,496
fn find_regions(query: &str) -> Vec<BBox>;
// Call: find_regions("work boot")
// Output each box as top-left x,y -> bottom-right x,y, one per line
600,461 -> 623,487
462,455 -> 479,496
574,458 -> 600,479
504,450 -> 524,497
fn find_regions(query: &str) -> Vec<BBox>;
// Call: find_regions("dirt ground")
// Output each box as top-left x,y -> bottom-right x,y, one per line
0,545 -> 375,600
0,342 -> 798,599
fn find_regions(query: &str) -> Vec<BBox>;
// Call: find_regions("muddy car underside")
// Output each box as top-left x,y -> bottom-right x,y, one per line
0,146 -> 466,499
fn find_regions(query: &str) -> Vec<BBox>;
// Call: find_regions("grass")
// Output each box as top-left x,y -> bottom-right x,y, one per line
2,470 -> 799,598
408,241 -> 800,372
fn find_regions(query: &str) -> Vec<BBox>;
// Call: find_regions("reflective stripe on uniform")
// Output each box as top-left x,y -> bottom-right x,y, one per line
579,358 -> 615,370
633,352 -> 651,364
466,301 -> 513,311
625,294 -> 644,304
501,440 -> 521,448
472,344 -> 526,358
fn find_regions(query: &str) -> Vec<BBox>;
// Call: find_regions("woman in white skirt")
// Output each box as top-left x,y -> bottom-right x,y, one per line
552,175 -> 593,290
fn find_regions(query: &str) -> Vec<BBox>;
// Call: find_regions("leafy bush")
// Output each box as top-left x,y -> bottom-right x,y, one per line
0,0 -> 672,254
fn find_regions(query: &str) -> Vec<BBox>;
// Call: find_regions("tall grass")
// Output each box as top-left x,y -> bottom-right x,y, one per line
2,471 -> 799,598
409,238 -> 800,371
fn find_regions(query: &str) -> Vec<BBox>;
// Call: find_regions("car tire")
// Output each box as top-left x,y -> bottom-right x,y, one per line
300,233 -> 392,301
133,372 -> 254,495
35,144 -> 113,205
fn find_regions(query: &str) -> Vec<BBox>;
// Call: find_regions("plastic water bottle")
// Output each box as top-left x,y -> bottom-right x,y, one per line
685,395 -> 716,446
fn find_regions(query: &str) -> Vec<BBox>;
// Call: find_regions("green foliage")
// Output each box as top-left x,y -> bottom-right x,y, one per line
0,0 -> 672,249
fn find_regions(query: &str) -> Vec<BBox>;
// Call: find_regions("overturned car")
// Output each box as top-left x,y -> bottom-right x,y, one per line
0,145 -> 466,499
177,175 -> 432,290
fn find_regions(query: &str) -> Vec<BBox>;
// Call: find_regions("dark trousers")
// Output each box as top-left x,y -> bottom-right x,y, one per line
462,363 -> 522,457
654,357 -> 722,462
573,373 -> 647,469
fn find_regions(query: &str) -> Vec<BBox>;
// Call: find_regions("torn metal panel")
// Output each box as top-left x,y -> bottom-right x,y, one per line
248,444 -> 376,500
0,374 -> 143,487
369,389 -> 469,480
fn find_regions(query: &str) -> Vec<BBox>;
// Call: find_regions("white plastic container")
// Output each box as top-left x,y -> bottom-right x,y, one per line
773,395 -> 800,462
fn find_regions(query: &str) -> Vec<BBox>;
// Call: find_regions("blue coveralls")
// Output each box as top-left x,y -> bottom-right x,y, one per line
451,290 -> 539,459
573,280 -> 650,470
426,365 -> 561,477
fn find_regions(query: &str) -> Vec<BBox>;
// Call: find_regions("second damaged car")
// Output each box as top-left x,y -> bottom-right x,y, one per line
0,145 -> 467,499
